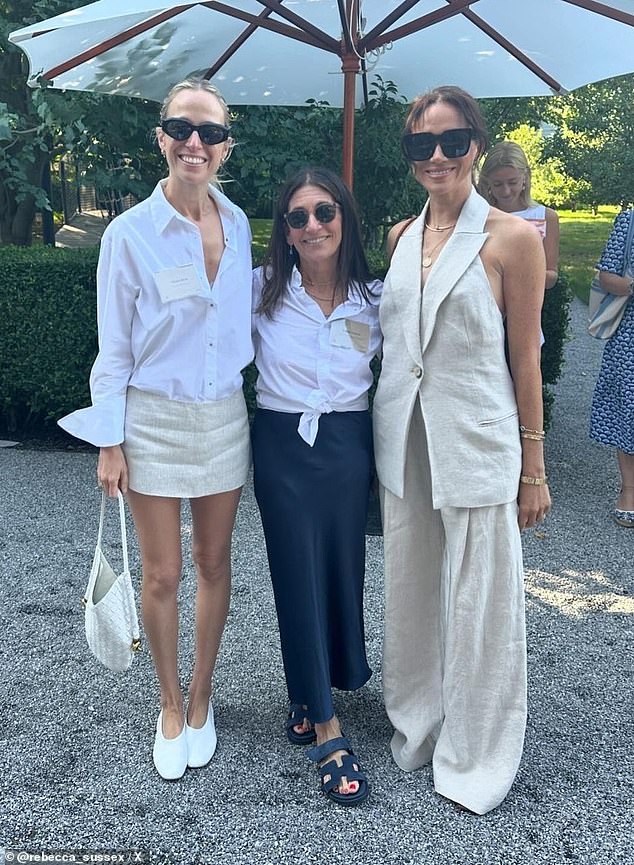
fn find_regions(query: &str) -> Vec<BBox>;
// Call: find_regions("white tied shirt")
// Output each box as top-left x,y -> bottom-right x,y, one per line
252,266 -> 382,446
59,181 -> 253,447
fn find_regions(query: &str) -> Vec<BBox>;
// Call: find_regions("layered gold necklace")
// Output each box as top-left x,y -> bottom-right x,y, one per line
421,216 -> 456,268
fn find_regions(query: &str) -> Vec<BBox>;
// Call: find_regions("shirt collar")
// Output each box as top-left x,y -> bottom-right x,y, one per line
290,265 -> 373,312
149,180 -> 239,249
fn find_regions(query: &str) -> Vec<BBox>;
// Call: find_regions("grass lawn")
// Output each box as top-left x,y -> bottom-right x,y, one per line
558,206 -> 619,304
250,218 -> 272,264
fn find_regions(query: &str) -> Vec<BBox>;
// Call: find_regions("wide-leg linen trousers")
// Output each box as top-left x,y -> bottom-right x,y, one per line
381,404 -> 527,815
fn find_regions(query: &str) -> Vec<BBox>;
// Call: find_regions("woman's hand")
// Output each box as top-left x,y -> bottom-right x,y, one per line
97,445 -> 129,497
598,271 -> 634,297
517,481 -> 551,531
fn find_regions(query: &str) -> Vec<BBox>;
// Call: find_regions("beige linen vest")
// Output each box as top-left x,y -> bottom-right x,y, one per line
373,188 -> 521,508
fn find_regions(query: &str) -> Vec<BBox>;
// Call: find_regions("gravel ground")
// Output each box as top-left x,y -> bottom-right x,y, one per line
0,297 -> 632,865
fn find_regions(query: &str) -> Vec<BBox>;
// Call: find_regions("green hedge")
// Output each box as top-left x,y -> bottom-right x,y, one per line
0,246 -> 99,431
0,246 -> 571,433
541,272 -> 573,429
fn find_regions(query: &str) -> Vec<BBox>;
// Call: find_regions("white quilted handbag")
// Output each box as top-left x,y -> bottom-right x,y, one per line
83,491 -> 140,671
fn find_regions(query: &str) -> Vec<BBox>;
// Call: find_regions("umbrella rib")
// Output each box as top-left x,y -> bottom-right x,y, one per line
250,0 -> 341,52
41,1 -> 341,82
361,0 -> 479,52
202,5 -> 275,79
337,0 -> 354,54
42,4 -> 196,80
562,0 -> 634,27
456,6 -> 564,92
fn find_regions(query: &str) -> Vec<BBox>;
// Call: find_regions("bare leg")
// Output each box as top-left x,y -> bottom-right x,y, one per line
314,715 -> 359,796
616,450 -> 634,511
187,487 -> 242,728
127,492 -> 184,738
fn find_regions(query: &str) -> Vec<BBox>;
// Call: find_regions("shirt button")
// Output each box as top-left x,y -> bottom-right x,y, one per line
412,366 -> 423,378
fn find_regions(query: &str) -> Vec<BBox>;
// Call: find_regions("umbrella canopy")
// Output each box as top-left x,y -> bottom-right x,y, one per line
10,0 -> 634,186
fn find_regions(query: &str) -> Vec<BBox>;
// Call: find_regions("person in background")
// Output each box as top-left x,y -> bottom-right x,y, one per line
373,86 -> 550,814
478,140 -> 560,291
251,166 -> 382,806
59,78 -> 253,781
590,209 -> 634,527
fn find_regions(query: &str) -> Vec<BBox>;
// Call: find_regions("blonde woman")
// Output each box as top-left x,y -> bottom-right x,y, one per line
59,79 -> 252,780
478,140 -> 560,290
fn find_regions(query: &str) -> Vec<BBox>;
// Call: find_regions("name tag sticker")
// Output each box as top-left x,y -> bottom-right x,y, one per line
154,265 -> 205,304
329,318 -> 370,352
329,317 -> 353,349
345,319 -> 370,352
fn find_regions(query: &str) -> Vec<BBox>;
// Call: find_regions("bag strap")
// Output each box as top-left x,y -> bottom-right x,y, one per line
622,209 -> 634,277
96,490 -> 130,573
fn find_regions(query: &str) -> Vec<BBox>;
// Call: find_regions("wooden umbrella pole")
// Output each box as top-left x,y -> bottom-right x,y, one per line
341,48 -> 360,189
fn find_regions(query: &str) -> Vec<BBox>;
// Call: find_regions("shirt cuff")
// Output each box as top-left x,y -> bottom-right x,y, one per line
57,395 -> 126,447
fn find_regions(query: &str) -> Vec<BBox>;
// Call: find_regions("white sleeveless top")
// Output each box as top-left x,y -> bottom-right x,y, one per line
513,204 -> 547,238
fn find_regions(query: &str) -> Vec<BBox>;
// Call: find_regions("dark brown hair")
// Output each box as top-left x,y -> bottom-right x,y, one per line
404,85 -> 489,161
258,166 -> 374,318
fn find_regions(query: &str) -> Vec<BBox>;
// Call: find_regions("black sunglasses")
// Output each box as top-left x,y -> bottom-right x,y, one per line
402,128 -> 473,162
284,202 -> 340,230
161,117 -> 231,146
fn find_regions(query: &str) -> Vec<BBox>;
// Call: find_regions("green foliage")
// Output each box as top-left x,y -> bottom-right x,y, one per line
559,207 -> 618,303
353,76 -> 421,247
1,0 -> 161,244
541,73 -> 634,209
541,272 -> 573,429
0,244 -> 98,430
228,102 -> 342,217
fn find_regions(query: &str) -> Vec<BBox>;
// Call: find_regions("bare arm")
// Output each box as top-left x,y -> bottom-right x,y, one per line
543,207 -> 559,290
386,217 -> 415,263
598,270 -> 633,296
502,220 -> 552,529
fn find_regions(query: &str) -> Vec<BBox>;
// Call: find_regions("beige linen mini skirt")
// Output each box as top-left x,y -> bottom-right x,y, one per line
123,387 -> 250,498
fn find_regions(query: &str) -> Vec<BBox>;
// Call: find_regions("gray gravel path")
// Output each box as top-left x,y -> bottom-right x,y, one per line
1,297 -> 632,865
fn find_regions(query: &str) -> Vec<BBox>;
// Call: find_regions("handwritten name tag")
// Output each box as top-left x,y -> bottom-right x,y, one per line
329,318 -> 370,352
154,265 -> 206,304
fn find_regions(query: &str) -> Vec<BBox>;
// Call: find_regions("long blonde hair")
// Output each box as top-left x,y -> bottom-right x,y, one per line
478,141 -> 536,209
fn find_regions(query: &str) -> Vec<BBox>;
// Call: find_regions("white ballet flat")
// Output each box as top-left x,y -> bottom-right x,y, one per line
186,704 -> 217,768
152,710 -> 188,780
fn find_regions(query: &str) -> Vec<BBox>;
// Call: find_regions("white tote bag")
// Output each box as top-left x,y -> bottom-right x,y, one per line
83,491 -> 140,671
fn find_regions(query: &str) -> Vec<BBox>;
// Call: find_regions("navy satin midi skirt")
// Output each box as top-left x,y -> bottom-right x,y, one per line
252,408 -> 373,723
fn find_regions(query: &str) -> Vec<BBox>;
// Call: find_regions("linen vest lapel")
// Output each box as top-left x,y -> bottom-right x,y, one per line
421,188 -> 490,353
387,210 -> 425,367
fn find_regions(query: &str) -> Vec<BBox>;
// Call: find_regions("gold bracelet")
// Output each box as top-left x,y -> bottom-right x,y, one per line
520,475 -> 548,486
520,425 -> 545,440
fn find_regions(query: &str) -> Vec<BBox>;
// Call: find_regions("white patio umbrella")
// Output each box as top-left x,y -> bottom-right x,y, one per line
9,0 -> 634,186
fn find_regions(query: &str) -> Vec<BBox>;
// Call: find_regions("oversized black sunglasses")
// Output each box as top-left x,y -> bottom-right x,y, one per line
402,128 -> 473,162
284,202 -> 340,230
161,117 -> 231,145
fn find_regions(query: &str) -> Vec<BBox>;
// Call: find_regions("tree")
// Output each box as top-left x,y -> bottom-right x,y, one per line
541,73 -> 634,209
0,0 -> 160,245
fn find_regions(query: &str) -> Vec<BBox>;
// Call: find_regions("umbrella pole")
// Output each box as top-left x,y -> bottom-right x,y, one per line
341,49 -> 359,190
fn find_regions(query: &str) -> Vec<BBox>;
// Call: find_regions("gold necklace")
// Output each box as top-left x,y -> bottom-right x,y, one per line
422,232 -> 451,268
305,289 -> 338,302
424,217 -> 457,232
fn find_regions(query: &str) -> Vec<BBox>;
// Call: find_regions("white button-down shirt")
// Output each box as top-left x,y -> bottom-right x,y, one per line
252,266 -> 382,445
59,182 -> 253,447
